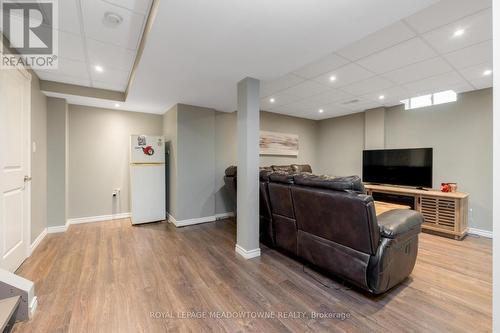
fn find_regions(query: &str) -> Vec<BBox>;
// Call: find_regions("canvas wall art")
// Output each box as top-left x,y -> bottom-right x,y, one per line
260,131 -> 299,156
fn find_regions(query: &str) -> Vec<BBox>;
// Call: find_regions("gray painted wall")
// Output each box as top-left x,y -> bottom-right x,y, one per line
163,105 -> 178,218
260,111 -> 319,169
30,75 -> 47,241
47,97 -> 68,227
67,105 -> 162,219
176,104 -> 216,221
215,111 -> 237,214
213,110 -> 320,215
385,89 -> 492,231
317,112 -> 365,177
315,89 -> 492,231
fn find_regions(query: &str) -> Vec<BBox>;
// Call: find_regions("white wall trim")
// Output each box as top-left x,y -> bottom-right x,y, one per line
168,212 -> 234,227
468,227 -> 493,239
235,244 -> 261,259
29,296 -> 38,318
47,222 -> 68,234
215,212 -> 235,220
30,228 -> 47,255
47,212 -> 131,234
67,212 -> 131,225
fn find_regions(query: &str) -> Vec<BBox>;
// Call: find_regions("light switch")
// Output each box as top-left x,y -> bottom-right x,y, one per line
32,142 -> 37,153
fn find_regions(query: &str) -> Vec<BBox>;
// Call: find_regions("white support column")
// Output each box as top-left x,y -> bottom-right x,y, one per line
235,77 -> 261,259
492,0 -> 499,330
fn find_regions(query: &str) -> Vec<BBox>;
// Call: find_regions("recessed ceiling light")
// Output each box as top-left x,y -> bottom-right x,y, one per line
379,95 -> 385,100
483,69 -> 493,76
114,103 -> 120,108
269,98 -> 275,103
453,29 -> 465,37
329,75 -> 337,82
318,109 -> 324,113
94,65 -> 104,73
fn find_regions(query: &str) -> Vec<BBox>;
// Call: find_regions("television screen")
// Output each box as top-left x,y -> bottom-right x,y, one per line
363,148 -> 433,188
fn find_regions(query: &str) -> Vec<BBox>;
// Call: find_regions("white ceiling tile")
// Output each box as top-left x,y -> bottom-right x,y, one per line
459,62 -> 493,90
404,0 -> 491,34
58,31 -> 85,62
381,57 -> 453,85
340,76 -> 394,96
86,38 -> 137,72
103,0 -> 152,15
286,98 -> 325,112
421,9 -> 492,55
36,71 -> 91,87
261,74 -> 304,97
333,97 -> 382,111
260,92 -> 302,109
336,21 -> 416,61
356,38 -> 437,74
90,67 -> 130,92
82,0 -> 147,49
292,53 -> 349,79
444,40 -> 492,69
312,63 -> 375,87
280,80 -> 329,99
58,0 -> 82,35
39,57 -> 89,78
403,71 -> 472,96
308,89 -> 353,104
361,86 -> 410,104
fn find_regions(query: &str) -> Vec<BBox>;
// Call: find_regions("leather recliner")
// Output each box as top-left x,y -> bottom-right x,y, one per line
223,166 -> 423,294
287,173 -> 423,294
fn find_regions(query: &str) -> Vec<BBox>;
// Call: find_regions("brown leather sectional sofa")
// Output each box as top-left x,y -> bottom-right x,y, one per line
224,164 -> 423,294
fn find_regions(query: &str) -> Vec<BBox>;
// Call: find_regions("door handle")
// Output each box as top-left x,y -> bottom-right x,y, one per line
24,175 -> 32,182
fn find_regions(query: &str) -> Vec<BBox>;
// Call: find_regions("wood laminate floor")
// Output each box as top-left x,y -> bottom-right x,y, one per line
12,219 -> 491,332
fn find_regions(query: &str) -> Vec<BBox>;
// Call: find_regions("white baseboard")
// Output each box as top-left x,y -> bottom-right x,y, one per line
168,211 -> 234,227
468,227 -> 493,238
30,228 -> 47,254
47,212 -> 130,234
215,212 -> 235,220
29,296 -> 38,318
47,223 -> 68,234
67,212 -> 131,225
235,244 -> 261,259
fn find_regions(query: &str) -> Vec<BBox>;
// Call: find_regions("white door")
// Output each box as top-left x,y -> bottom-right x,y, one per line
0,65 -> 31,272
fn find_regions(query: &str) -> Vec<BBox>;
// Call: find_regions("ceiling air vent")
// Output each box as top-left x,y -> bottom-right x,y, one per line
341,99 -> 360,105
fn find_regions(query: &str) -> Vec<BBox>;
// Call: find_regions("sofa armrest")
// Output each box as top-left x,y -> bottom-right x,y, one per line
377,210 -> 423,239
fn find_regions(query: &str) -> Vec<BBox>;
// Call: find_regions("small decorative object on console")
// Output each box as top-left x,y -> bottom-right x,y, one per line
441,182 -> 458,193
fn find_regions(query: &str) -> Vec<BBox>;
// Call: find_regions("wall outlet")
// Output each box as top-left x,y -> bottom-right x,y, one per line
112,188 -> 121,197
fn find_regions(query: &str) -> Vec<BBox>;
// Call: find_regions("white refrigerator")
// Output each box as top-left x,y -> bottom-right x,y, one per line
130,135 -> 166,225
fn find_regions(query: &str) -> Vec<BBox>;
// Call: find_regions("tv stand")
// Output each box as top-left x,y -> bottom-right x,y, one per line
365,184 -> 469,240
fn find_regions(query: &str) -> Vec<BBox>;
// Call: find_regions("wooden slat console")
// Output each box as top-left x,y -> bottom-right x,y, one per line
365,184 -> 469,240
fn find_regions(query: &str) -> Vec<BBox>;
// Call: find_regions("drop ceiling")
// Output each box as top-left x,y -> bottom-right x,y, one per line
34,0 -> 152,92
261,0 -> 492,120
28,0 -> 492,120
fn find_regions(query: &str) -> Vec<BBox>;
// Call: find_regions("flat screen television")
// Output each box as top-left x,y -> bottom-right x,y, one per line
363,148 -> 433,188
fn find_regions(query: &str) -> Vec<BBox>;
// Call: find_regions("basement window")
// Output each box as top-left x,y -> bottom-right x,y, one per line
400,90 -> 457,110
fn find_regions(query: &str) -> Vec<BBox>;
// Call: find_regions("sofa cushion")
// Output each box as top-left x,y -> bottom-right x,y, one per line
271,165 -> 294,173
259,169 -> 274,182
293,174 -> 365,193
291,164 -> 312,173
225,165 -> 237,177
269,171 -> 295,184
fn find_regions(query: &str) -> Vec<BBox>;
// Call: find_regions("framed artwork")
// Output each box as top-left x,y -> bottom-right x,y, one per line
260,131 -> 299,156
